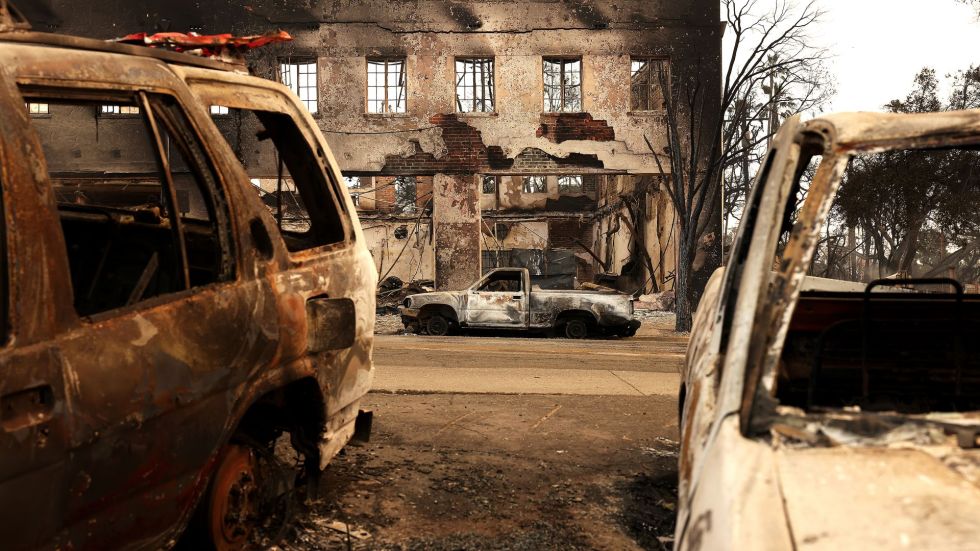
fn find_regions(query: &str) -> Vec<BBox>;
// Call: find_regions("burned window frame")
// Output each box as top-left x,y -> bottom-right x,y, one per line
630,57 -> 669,113
557,175 -> 584,194
186,80 -> 355,255
393,175 -> 417,213
99,104 -> 140,117
20,87 -> 237,318
278,58 -> 319,115
455,57 -> 495,113
344,176 -> 362,207
26,102 -> 49,116
482,175 -> 497,195
522,175 -> 547,194
543,57 -> 582,113
367,58 -> 407,114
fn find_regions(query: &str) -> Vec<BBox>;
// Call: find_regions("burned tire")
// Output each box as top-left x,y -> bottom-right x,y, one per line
185,439 -> 293,551
426,314 -> 450,336
564,318 -> 589,339
207,443 -> 260,550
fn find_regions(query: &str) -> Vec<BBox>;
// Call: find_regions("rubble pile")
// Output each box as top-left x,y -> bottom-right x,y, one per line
376,276 -> 433,315
634,290 -> 675,312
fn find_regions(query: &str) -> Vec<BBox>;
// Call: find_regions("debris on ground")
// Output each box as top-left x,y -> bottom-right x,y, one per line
277,393 -> 680,550
376,279 -> 434,315
635,290 -> 675,312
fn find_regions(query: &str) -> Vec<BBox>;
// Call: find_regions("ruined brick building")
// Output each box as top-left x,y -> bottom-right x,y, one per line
20,0 -> 722,292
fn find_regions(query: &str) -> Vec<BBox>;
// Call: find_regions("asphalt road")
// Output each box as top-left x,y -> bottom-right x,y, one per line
372,330 -> 687,397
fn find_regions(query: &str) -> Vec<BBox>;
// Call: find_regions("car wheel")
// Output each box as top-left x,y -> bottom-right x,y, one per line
207,443 -> 259,550
564,318 -> 589,339
426,315 -> 450,336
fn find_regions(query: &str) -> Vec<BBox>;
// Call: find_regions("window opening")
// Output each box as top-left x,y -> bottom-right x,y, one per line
543,58 -> 582,112
100,104 -> 140,115
26,102 -> 48,115
394,176 -> 417,213
558,175 -> 583,194
630,58 -> 668,112
522,175 -> 547,194
344,176 -> 361,207
367,59 -> 407,114
455,58 -> 495,113
209,106 -> 348,252
482,175 -> 497,194
477,270 -> 523,293
279,60 -> 318,114
209,105 -> 229,115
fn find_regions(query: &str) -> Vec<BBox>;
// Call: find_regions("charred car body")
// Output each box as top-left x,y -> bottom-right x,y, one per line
399,267 -> 640,338
0,16 -> 375,551
676,110 -> 980,549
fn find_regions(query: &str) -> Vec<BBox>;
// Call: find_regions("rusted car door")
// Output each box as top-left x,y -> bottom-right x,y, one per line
179,68 -> 375,465
17,80 -> 281,547
0,67 -> 79,551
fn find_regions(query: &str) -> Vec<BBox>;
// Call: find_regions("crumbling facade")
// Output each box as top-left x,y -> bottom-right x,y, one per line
20,0 -> 722,292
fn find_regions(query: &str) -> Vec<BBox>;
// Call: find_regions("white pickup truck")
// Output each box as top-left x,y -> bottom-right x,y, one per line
399,267 -> 641,338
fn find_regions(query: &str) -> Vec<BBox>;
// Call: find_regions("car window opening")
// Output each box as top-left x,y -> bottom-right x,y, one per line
477,270 -> 523,293
213,106 -> 347,252
771,144 -> 980,418
23,91 -> 233,317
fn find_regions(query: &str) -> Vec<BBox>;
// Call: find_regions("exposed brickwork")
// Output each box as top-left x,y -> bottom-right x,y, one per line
373,176 -> 398,213
509,148 -> 604,173
536,113 -> 615,143
415,176 -> 433,210
381,115 -> 604,175
548,219 -> 593,249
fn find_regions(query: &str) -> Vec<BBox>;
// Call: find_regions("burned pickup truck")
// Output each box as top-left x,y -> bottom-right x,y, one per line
399,267 -> 640,338
0,14 -> 375,551
675,110 -> 980,550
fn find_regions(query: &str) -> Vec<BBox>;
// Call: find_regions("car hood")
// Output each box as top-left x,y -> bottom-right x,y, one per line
775,445 -> 980,549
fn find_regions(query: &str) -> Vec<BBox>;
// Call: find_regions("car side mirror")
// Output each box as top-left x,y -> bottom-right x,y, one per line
307,297 -> 356,352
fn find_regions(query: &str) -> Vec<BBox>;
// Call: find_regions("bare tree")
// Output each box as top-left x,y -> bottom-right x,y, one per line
648,0 -> 831,331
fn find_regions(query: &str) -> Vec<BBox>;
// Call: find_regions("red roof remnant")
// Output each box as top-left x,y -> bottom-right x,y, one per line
114,30 -> 292,58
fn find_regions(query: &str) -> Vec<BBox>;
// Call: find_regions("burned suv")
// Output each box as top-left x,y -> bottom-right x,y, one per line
0,21 -> 376,551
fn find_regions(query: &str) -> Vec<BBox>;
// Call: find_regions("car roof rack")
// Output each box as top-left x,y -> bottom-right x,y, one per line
0,0 -> 289,74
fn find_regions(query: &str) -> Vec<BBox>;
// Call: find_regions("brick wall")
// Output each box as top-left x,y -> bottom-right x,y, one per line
509,148 -> 604,173
548,219 -> 593,249
536,113 -> 615,143
380,115 -> 607,175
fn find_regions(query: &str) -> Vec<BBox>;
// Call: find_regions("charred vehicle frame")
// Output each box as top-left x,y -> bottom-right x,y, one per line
0,14 -> 376,550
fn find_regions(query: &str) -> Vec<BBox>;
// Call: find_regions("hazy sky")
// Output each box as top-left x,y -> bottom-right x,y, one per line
821,0 -> 980,112
734,0 -> 980,114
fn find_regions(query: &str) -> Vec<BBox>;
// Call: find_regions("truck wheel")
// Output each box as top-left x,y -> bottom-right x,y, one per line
426,315 -> 450,336
564,318 -> 589,339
